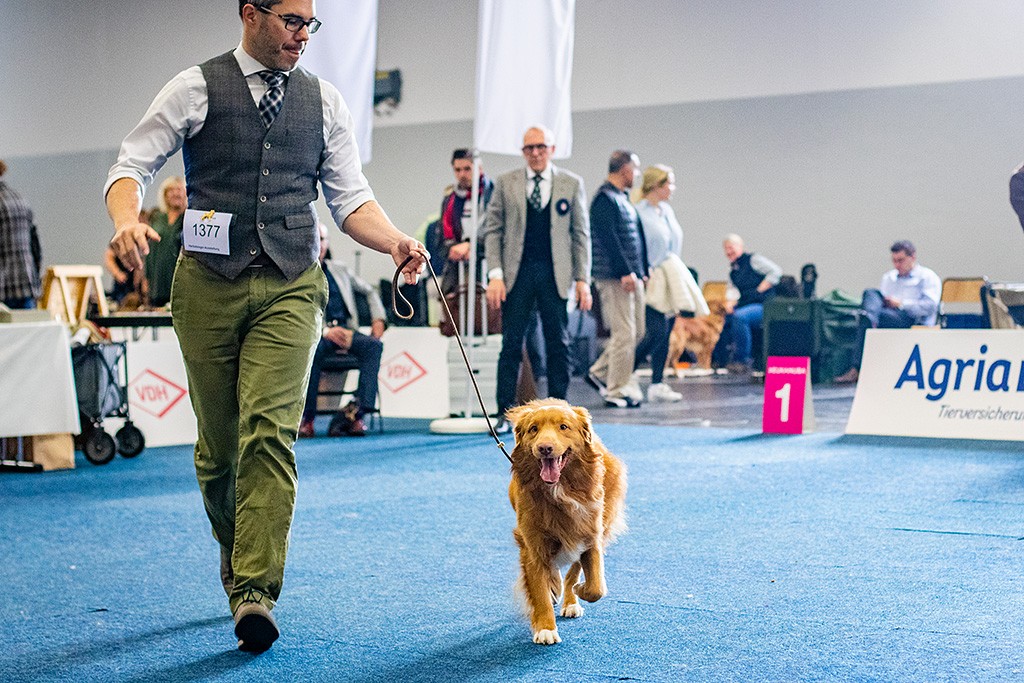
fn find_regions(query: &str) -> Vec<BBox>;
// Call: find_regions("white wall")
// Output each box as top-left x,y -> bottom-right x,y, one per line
1,0 -> 1023,295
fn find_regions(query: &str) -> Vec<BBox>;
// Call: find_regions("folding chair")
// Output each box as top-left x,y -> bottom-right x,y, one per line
938,277 -> 986,329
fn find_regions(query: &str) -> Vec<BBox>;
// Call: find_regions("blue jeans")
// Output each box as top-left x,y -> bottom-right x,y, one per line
850,289 -> 915,369
2,297 -> 36,309
729,303 -> 763,365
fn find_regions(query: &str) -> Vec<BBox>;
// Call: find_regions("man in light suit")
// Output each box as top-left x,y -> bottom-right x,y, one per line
482,126 -> 592,433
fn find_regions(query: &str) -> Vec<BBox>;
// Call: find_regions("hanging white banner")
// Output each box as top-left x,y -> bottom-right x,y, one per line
475,0 -> 575,157
301,0 -> 379,163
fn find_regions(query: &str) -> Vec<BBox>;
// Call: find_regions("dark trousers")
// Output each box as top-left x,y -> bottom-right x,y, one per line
497,261 -> 569,414
851,288 -> 915,369
302,331 -> 383,420
634,306 -> 672,384
2,297 -> 36,309
728,303 -> 763,365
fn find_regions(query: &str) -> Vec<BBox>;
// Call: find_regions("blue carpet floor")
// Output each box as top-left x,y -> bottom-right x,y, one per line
4,420 -> 1024,682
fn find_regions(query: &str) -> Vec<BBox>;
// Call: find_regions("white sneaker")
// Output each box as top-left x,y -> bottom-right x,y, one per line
647,382 -> 682,403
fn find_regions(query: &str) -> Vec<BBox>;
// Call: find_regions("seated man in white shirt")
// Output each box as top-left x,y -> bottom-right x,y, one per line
835,240 -> 941,383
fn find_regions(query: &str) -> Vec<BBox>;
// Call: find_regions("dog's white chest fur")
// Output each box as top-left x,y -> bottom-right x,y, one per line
553,542 -> 587,569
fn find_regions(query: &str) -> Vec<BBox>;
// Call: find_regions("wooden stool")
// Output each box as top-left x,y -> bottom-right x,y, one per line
40,265 -> 109,326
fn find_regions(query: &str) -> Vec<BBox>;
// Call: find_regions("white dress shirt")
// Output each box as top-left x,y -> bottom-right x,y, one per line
104,44 -> 375,230
879,263 -> 942,326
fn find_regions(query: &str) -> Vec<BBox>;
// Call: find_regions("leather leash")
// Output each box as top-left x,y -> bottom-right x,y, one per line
392,255 -> 513,464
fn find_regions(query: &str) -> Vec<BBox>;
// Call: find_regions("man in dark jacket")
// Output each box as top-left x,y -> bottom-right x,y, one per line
1010,163 -> 1024,232
586,150 -> 648,407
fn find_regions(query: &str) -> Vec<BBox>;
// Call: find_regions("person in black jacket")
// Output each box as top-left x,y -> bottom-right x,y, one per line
586,150 -> 648,408
1010,163 -> 1024,232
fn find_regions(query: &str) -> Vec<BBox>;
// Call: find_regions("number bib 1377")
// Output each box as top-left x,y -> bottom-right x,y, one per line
183,208 -> 232,255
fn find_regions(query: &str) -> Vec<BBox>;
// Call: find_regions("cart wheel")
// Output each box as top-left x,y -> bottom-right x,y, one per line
84,430 -> 116,465
116,424 -> 145,458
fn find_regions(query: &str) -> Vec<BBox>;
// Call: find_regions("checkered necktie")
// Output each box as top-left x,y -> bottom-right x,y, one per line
257,70 -> 287,128
529,173 -> 544,212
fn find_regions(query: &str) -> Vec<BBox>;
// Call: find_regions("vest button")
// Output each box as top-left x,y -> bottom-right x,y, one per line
260,196 -> 267,202
264,142 -> 271,149
250,248 -> 258,255
262,169 -> 270,176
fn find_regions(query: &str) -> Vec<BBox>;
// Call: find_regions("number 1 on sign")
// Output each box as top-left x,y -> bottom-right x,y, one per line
774,382 -> 791,422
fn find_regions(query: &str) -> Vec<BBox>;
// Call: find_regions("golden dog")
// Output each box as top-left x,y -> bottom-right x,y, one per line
666,299 -> 728,372
505,399 -> 627,645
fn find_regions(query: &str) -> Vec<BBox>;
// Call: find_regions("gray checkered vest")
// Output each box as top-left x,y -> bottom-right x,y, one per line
182,51 -> 324,280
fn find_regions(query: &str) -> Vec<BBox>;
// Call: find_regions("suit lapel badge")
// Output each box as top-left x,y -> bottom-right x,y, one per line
555,198 -> 571,216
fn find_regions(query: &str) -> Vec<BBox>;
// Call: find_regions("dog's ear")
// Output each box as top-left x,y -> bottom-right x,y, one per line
505,404 -> 529,438
572,406 -> 593,444
505,404 -> 525,426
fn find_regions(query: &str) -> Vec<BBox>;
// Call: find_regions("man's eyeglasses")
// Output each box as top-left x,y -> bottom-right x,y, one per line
256,5 -> 322,34
522,144 -> 549,154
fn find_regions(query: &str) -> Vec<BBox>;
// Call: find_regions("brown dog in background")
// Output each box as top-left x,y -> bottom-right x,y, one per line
506,399 -> 627,645
666,299 -> 728,372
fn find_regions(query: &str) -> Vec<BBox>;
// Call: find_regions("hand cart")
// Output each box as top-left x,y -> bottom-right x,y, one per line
71,342 -> 146,465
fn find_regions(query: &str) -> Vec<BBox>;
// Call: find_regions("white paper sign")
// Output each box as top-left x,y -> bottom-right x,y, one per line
111,335 -> 198,448
182,209 -> 232,255
846,329 -> 1024,441
376,327 -> 450,419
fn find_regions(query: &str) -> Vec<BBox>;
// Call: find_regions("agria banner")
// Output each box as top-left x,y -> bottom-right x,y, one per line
846,330 -> 1024,441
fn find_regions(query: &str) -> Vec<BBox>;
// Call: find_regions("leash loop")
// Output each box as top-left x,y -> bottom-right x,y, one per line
391,254 -> 513,464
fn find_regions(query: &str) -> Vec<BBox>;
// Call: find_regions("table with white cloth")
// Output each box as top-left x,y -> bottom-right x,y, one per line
0,322 -> 80,438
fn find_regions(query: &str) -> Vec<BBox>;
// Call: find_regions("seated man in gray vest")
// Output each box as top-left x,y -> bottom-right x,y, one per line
300,223 -> 385,438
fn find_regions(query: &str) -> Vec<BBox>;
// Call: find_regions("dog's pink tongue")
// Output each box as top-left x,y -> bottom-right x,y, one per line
540,457 -> 561,483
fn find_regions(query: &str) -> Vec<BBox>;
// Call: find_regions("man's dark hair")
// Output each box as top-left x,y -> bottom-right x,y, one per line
608,150 -> 635,174
890,240 -> 916,257
451,149 -> 471,164
239,0 -> 280,17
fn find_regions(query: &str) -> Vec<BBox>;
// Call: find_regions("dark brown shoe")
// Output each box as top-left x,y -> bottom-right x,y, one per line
345,417 -> 366,437
234,601 -> 279,653
833,368 -> 859,384
328,401 -> 365,436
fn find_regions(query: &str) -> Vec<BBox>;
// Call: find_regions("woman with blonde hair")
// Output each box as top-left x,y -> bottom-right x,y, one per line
633,164 -> 703,402
144,176 -> 186,307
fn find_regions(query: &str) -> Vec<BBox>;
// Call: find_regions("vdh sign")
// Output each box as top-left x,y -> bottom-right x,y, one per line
847,330 -> 1024,441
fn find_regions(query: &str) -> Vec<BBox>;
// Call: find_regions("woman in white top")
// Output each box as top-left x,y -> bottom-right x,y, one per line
633,165 -> 684,403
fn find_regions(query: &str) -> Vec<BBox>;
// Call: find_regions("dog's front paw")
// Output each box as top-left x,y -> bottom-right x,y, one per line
560,603 -> 584,618
574,581 -> 607,603
533,628 -> 561,645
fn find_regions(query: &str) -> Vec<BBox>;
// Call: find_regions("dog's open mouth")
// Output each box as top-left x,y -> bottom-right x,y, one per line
539,453 -> 568,484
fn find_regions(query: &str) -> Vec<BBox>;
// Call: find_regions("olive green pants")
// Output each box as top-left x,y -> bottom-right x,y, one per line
171,256 -> 327,614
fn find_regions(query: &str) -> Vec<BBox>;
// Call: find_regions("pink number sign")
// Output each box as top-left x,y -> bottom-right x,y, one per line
763,356 -> 814,434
